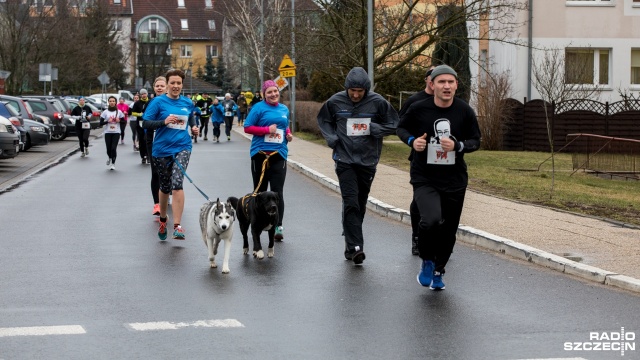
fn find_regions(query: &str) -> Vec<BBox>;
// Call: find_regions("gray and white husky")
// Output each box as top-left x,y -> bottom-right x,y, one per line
199,198 -> 235,273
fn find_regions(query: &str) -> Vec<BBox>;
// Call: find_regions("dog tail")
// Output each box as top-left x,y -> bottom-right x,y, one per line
227,196 -> 239,211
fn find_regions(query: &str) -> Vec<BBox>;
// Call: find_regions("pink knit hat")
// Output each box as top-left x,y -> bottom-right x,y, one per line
262,80 -> 278,94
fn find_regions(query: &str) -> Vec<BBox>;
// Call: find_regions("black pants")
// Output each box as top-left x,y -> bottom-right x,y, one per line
130,120 -> 138,142
200,117 -> 210,137
104,133 -> 119,163
224,117 -> 233,136
212,122 -> 221,138
136,125 -> 147,159
413,183 -> 466,274
77,128 -> 90,152
410,199 -> 420,238
145,129 -> 160,204
335,161 -> 376,255
251,152 -> 287,226
119,122 -> 127,140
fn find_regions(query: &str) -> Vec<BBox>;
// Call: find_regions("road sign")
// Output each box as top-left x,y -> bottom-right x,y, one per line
274,76 -> 288,91
278,55 -> 296,77
97,71 -> 110,85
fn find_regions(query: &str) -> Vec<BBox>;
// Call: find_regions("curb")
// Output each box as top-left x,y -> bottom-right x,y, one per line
287,158 -> 640,295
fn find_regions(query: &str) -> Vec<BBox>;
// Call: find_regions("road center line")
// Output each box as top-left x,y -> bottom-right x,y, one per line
127,319 -> 244,331
0,325 -> 86,337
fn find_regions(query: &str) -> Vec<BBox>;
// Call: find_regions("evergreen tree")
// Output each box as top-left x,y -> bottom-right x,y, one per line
432,5 -> 471,103
202,55 -> 215,83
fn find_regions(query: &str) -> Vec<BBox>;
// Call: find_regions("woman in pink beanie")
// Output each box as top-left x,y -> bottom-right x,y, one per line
243,79 -> 294,240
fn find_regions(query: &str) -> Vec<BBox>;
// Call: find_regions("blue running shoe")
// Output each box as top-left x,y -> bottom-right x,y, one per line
417,260 -> 435,287
173,226 -> 185,240
430,271 -> 445,290
158,220 -> 168,241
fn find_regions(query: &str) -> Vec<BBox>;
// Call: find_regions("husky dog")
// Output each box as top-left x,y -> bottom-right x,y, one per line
199,198 -> 236,273
227,192 -> 279,260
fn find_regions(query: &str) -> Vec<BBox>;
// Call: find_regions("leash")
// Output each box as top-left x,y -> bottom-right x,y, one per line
239,150 -> 279,219
173,155 -> 210,201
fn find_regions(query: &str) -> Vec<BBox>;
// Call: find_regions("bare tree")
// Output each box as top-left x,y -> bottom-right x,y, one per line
475,71 -> 514,150
295,0 -> 528,88
217,0 -> 291,90
531,46 -> 600,196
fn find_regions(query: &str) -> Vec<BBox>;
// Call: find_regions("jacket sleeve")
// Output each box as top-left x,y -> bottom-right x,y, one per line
316,102 -> 339,149
369,100 -> 399,138
396,107 -> 417,148
455,107 -> 481,153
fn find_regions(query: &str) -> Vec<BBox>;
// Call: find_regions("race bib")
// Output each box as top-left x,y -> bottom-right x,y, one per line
167,114 -> 188,130
108,124 -> 118,132
264,129 -> 284,144
426,143 -> 455,165
82,122 -> 91,129
201,109 -> 207,115
346,118 -> 371,136
225,111 -> 232,117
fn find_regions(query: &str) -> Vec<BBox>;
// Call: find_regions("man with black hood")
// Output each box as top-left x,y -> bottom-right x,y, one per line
317,67 -> 399,265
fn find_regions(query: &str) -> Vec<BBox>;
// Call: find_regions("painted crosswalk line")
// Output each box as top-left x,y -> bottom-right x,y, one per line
0,325 -> 86,337
126,319 -> 244,331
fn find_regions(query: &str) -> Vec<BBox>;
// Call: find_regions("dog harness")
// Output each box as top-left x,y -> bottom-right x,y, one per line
239,150 -> 279,219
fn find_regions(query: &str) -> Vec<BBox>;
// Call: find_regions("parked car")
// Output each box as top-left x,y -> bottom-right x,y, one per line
0,115 -> 20,159
0,102 -> 27,151
21,98 -> 67,140
89,93 -> 133,106
66,98 -> 101,129
22,118 -> 51,150
85,97 -> 107,110
23,96 -> 73,116
0,94 -> 33,123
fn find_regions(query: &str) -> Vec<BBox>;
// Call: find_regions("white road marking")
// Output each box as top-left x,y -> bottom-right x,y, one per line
126,319 -> 244,331
0,325 -> 86,337
515,358 -> 588,360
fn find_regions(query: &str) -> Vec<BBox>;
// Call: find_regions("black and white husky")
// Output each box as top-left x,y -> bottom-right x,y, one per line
199,198 -> 235,273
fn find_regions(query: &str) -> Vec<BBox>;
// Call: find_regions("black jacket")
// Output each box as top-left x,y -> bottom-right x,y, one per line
316,67 -> 399,167
71,105 -> 93,131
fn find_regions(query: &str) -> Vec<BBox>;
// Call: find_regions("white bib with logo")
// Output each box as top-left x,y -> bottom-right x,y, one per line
346,118 -> 371,136
167,115 -> 188,130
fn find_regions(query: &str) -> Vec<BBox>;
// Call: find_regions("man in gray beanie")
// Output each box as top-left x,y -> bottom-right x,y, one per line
396,64 -> 481,290
317,67 -> 399,265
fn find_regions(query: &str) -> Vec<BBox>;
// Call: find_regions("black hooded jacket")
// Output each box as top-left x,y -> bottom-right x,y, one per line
316,67 -> 399,167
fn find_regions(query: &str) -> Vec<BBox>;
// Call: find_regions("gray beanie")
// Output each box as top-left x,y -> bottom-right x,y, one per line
139,88 -> 148,95
430,65 -> 458,80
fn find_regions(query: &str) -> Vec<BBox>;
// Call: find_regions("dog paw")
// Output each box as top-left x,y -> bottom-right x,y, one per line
213,249 -> 218,256
268,248 -> 274,258
222,267 -> 230,274
254,250 -> 264,260
243,247 -> 249,255
210,261 -> 217,268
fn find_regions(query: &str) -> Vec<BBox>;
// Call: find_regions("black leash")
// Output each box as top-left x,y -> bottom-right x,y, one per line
174,156 -> 210,201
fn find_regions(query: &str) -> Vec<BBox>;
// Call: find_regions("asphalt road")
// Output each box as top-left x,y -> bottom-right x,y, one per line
0,135 -> 638,360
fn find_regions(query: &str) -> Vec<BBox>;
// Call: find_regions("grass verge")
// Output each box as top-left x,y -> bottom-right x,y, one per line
296,132 -> 640,226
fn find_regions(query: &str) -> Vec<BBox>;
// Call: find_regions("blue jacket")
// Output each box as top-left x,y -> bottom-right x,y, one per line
209,103 -> 225,124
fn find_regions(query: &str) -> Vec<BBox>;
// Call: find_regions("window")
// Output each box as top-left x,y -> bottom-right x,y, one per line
114,0 -> 120,4
566,0 -> 614,6
631,50 -> 640,85
181,19 -> 189,30
206,45 -> 218,58
565,48 -> 610,86
177,0 -> 185,7
110,20 -> 122,32
180,45 -> 192,58
208,20 -> 216,31
205,0 -> 212,8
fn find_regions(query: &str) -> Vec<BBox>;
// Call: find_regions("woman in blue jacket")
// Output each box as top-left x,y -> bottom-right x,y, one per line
209,97 -> 225,143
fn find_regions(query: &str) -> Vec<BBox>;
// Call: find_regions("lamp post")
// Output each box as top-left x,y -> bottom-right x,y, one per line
188,61 -> 193,96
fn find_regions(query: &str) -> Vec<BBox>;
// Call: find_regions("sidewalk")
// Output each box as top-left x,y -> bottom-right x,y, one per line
234,128 -> 640,294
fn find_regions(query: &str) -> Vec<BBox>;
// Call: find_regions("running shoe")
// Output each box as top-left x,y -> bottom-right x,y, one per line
417,260 -> 434,287
430,271 -> 445,291
106,159 -> 111,166
85,148 -> 89,155
227,136 -> 231,141
152,204 -> 160,216
274,226 -> 284,240
173,226 -> 185,240
110,164 -> 115,171
81,151 -> 85,158
158,220 -> 168,241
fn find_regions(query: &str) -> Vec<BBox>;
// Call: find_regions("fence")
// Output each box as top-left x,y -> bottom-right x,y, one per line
502,99 -> 640,152
562,133 -> 640,180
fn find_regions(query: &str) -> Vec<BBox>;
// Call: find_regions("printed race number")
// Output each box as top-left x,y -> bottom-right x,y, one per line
346,118 -> 371,136
167,115 -> 188,130
264,129 -> 284,144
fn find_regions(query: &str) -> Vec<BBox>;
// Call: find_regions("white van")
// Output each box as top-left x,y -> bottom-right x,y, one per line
89,90 -> 134,105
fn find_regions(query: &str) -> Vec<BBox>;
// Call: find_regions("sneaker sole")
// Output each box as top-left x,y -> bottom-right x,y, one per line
429,285 -> 445,291
173,235 -> 186,240
352,251 -> 365,265
274,234 -> 283,241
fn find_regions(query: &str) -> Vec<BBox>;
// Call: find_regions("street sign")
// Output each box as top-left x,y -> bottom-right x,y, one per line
274,76 -> 288,91
278,55 -> 296,78
0,70 -> 11,80
97,71 -> 110,85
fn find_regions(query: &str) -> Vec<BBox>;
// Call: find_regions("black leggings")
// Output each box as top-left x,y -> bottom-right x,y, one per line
104,133 -> 119,163
413,184 -> 466,274
77,128 -> 90,152
145,129 -> 160,204
136,126 -> 147,159
119,122 -> 127,140
224,117 -> 233,136
200,117 -> 209,137
130,120 -> 138,142
251,152 -> 287,226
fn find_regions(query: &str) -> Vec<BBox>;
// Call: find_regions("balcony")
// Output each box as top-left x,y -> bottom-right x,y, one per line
138,32 -> 170,44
